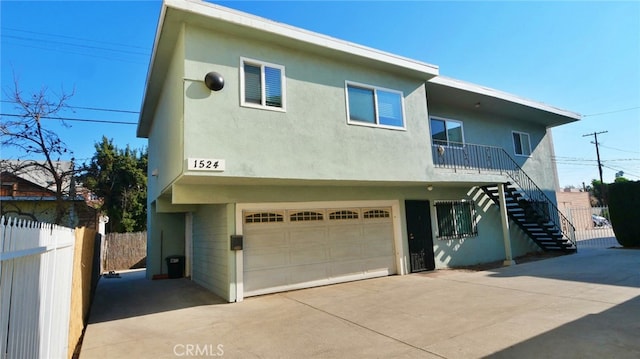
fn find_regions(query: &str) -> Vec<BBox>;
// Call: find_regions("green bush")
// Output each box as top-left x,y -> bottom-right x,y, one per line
608,181 -> 640,247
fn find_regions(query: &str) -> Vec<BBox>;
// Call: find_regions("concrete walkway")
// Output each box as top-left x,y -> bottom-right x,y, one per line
80,248 -> 640,358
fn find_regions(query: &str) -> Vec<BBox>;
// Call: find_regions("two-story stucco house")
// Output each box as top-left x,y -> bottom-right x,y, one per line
138,0 -> 580,302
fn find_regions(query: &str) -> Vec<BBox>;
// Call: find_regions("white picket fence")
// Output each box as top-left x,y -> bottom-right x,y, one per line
0,217 -> 75,359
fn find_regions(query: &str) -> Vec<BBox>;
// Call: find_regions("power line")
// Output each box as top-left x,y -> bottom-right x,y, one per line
1,100 -> 139,114
583,106 -> 640,117
2,26 -> 150,51
0,113 -> 137,125
601,164 -> 640,179
598,143 -> 640,154
3,41 -> 149,65
3,34 -> 150,56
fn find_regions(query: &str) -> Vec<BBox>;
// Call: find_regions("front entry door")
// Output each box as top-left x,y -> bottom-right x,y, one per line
405,200 -> 435,272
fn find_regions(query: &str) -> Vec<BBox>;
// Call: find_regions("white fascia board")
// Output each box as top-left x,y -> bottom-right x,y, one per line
137,1 -> 170,138
429,76 -> 582,120
169,0 -> 439,77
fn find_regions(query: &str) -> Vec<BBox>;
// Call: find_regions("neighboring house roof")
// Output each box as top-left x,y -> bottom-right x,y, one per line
0,160 -> 79,200
138,0 -> 440,137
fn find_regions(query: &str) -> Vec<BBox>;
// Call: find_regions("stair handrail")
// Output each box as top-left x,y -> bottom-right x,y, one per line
433,142 -> 576,247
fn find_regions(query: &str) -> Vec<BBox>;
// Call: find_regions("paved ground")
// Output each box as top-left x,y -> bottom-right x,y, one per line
80,248 -> 640,359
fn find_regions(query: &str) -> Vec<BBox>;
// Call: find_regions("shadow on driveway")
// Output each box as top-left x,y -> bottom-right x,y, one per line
489,295 -> 640,358
88,269 -> 227,324
483,248 -> 640,288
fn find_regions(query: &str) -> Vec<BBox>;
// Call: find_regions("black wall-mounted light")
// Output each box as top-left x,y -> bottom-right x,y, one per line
204,72 -> 224,91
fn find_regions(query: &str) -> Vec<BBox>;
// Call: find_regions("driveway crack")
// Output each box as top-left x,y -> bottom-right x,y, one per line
280,293 -> 447,358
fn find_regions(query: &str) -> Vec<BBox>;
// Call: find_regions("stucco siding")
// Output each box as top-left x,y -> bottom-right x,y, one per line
430,186 -> 539,269
428,104 -> 560,192
147,25 -> 186,202
192,203 -> 233,301
178,183 -> 534,269
146,206 -> 185,279
181,25 -> 430,183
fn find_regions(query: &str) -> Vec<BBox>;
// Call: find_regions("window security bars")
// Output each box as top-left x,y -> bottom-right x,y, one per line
435,201 -> 478,240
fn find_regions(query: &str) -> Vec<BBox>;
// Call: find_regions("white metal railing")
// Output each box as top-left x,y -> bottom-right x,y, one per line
562,206 -> 617,248
0,217 -> 75,359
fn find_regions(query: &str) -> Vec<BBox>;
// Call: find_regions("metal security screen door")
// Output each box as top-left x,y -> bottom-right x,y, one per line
405,200 -> 435,272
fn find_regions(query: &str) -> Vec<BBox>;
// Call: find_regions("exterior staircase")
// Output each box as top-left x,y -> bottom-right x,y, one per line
481,183 -> 576,252
432,142 -> 577,252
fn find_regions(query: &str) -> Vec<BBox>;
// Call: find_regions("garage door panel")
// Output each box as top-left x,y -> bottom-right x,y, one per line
365,256 -> 397,275
289,263 -> 330,284
244,248 -> 289,270
363,223 -> 393,236
289,227 -> 327,245
244,268 -> 289,292
243,205 -> 396,297
328,225 -> 362,242
290,246 -> 327,265
329,243 -> 363,260
243,230 -> 287,250
363,241 -> 394,257
328,259 -> 365,278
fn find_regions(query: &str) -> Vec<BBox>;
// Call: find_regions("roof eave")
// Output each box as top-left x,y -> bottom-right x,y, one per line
427,76 -> 581,127
137,0 -> 440,138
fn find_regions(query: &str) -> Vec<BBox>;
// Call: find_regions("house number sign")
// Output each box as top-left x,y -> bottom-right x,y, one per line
187,158 -> 225,172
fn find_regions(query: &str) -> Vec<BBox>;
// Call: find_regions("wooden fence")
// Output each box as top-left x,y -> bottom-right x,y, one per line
0,218 -> 101,359
103,231 -> 147,272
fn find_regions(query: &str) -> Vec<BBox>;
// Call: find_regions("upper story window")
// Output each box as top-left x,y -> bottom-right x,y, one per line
430,117 -> 464,147
240,57 -> 286,111
512,131 -> 532,157
345,81 -> 405,130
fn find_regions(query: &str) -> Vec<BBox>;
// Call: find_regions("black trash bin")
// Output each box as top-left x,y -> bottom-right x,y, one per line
165,255 -> 185,279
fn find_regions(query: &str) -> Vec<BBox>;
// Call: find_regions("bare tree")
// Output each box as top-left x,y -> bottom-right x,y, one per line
1,77 -> 77,225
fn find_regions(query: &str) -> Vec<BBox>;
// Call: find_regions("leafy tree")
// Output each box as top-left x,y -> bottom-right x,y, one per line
81,137 -> 147,233
0,78 -> 77,225
614,176 -> 629,183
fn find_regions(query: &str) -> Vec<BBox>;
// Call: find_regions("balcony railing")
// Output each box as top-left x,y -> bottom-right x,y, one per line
432,142 -> 576,247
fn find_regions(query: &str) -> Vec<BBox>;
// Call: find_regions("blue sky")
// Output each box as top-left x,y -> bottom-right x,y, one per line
1,0 -> 639,188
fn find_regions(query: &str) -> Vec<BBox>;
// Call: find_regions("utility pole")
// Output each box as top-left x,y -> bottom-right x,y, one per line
583,131 -> 608,206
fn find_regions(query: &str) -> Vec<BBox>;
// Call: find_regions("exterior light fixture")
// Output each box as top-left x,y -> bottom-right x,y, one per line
204,72 -> 224,91
474,102 -> 481,108
427,185 -> 433,191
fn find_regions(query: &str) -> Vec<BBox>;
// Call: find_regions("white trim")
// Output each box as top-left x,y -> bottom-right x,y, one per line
234,199 -> 405,301
345,81 -> 407,131
429,116 -> 465,146
234,206 -> 244,302
166,0 -> 438,78
239,57 -> 287,112
185,212 -> 193,278
512,130 -> 532,157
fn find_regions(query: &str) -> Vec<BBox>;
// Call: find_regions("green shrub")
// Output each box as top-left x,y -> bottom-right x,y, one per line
608,181 -> 640,247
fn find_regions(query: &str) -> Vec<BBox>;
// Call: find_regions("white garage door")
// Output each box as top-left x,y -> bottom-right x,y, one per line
242,206 -> 396,297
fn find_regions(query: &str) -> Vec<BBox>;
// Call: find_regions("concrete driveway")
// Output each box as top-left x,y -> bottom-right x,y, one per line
80,248 -> 640,358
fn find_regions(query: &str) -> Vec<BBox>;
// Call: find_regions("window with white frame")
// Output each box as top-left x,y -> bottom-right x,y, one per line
430,117 -> 464,147
240,57 -> 285,111
345,82 -> 405,129
512,131 -> 532,156
435,201 -> 477,240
